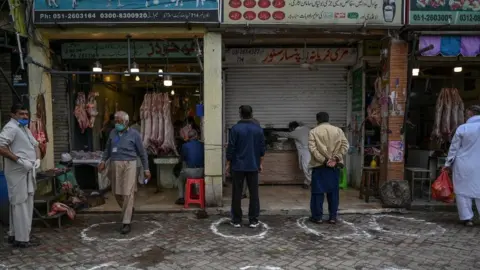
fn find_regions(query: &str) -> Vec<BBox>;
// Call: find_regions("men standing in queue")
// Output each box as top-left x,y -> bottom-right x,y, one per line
444,105 -> 480,227
0,104 -> 41,248
98,111 -> 150,234
175,130 -> 204,205
308,112 -> 349,225
226,105 -> 265,228
275,121 -> 311,189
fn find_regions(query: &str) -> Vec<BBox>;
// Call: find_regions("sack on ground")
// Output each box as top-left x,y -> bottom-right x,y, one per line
431,170 -> 454,203
379,180 -> 411,208
98,159 -> 111,191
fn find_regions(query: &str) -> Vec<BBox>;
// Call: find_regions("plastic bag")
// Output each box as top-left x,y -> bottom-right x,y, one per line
431,170 -> 454,203
98,159 -> 111,191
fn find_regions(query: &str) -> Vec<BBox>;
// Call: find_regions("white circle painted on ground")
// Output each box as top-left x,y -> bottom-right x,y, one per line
210,217 -> 270,240
368,214 -> 446,237
80,221 -> 162,242
296,217 -> 371,239
240,266 -> 283,270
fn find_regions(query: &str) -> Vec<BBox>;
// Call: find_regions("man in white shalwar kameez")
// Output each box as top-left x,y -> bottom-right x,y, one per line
275,121 -> 312,189
445,105 -> 480,226
0,104 -> 41,248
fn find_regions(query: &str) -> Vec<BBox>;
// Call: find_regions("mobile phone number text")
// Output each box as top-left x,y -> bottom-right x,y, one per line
50,12 -> 150,20
412,14 -> 453,22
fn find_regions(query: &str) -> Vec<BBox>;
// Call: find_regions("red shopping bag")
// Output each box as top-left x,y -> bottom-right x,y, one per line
431,170 -> 454,203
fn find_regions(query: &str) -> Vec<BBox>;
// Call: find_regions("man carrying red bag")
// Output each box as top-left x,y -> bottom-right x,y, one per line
444,105 -> 480,227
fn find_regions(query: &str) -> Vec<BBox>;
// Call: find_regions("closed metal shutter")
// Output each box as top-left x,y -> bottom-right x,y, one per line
51,75 -> 70,162
225,66 -> 348,128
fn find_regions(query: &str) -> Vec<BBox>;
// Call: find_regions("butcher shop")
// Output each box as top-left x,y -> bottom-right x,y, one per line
404,35 -> 480,203
42,35 -> 214,212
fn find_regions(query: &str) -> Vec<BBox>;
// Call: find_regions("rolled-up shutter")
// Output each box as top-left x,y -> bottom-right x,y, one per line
225,66 -> 348,128
51,75 -> 70,162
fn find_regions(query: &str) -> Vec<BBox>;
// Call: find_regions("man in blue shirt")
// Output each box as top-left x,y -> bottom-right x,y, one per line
175,130 -> 205,205
226,105 -> 265,228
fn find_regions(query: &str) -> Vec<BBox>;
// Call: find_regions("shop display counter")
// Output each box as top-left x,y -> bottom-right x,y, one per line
153,157 -> 180,189
261,150 -> 304,185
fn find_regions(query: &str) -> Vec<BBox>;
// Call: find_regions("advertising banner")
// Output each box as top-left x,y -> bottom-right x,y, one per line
223,0 -> 403,25
409,0 -> 480,25
224,48 -> 357,65
34,0 -> 219,24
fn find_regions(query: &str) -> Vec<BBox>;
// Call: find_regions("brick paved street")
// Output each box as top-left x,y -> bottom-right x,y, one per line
1,211 -> 479,270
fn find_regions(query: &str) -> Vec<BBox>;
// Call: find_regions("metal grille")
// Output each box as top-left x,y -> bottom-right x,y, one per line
224,66 -> 348,128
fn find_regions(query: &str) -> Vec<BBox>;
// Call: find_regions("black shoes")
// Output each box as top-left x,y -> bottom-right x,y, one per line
121,224 -> 131,234
309,217 -> 323,224
175,198 -> 185,205
13,241 -> 40,248
464,220 -> 474,227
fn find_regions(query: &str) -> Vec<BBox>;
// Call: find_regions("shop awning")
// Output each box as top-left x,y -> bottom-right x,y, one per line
419,36 -> 480,57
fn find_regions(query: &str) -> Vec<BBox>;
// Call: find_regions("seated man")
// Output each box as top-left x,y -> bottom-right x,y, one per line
175,130 -> 204,205
55,153 -> 78,189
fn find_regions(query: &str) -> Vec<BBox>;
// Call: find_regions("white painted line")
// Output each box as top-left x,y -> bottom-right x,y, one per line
368,214 -> 446,237
210,217 -> 270,240
296,217 -> 372,239
0,264 -> 7,270
240,266 -> 283,270
80,221 -> 162,242
86,262 -> 117,270
381,267 -> 411,270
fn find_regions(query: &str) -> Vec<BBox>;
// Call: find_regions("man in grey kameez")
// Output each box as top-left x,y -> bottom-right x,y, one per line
98,111 -> 150,235
0,104 -> 41,248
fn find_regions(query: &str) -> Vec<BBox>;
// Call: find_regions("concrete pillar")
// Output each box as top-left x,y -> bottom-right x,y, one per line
379,39 -> 408,183
27,37 -> 54,170
203,32 -> 223,206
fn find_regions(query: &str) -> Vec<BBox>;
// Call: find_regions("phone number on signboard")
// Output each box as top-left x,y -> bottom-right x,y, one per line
51,12 -> 149,20
412,14 -> 453,22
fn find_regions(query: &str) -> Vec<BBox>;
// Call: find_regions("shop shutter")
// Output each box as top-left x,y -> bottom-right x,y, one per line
225,66 -> 348,128
51,75 -> 70,162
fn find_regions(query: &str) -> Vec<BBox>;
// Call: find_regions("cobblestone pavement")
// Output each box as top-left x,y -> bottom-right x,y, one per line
0,211 -> 479,270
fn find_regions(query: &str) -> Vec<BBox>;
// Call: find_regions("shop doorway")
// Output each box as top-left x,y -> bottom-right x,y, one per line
48,39 -> 204,212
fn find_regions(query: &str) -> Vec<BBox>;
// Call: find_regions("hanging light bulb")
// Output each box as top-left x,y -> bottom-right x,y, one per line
130,62 -> 139,73
124,70 -> 130,76
170,90 -> 175,95
412,68 -> 419,76
92,61 -> 102,72
135,75 -> 140,81
163,75 -> 173,87
454,66 -> 462,72
158,69 -> 163,77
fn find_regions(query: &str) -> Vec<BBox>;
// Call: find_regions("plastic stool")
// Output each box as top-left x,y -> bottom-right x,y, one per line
184,178 -> 205,209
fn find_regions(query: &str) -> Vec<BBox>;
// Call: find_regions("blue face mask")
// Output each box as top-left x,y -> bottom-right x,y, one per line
115,123 -> 126,131
18,119 -> 29,126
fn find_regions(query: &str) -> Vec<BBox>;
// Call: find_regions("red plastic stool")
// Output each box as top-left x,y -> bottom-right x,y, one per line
184,178 -> 205,209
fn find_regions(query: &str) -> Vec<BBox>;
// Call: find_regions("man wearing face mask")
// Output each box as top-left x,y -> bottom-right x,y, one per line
98,111 -> 150,234
0,104 -> 41,248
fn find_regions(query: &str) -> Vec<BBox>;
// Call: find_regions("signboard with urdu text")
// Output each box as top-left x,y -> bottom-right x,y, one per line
224,48 -> 357,65
409,0 -> 480,25
223,0 -> 403,25
61,40 -> 201,59
34,0 -> 219,24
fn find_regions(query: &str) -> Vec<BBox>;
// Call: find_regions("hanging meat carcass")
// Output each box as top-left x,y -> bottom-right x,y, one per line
142,93 -> 153,148
148,93 -> 160,154
36,93 -> 49,143
86,92 -> 99,128
160,93 -> 178,156
156,93 -> 165,147
30,119 -> 47,159
431,88 -> 464,143
74,92 -> 89,133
